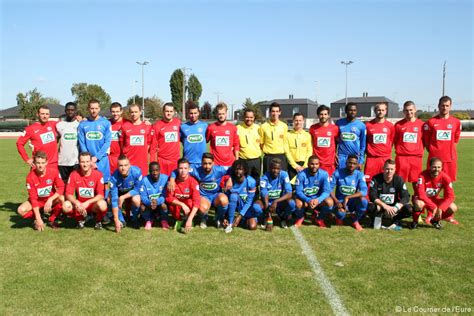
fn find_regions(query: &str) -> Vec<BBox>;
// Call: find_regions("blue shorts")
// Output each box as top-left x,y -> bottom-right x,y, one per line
202,192 -> 220,206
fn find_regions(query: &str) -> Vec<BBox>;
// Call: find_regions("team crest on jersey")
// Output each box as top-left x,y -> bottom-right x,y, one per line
198,127 -> 203,132
383,128 -> 387,132
184,188 -> 190,193
389,187 -> 395,193
140,129 -> 145,134
173,126 -> 178,131
447,124 -> 452,129
423,125 -> 429,130
351,127 -> 358,132
89,181 -> 94,186
129,181 -> 134,186
327,132 -> 332,136
414,127 -> 418,132
47,126 -> 52,131
46,179 -> 52,184
225,130 -> 230,135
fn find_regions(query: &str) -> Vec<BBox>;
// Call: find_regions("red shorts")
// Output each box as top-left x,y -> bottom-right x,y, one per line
364,156 -> 390,182
74,203 -> 96,213
396,155 -> 423,183
29,198 -> 62,210
320,164 -> 336,177
427,157 -> 457,182
158,158 -> 178,176
168,199 -> 194,220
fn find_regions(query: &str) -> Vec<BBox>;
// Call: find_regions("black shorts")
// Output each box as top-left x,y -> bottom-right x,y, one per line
59,165 -> 78,182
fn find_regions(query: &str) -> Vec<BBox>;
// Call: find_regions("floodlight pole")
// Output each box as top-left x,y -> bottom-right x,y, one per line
136,61 -> 149,121
341,61 -> 354,104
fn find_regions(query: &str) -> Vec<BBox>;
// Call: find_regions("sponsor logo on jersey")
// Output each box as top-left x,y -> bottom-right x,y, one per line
40,131 -> 55,144
37,185 -> 52,197
403,132 -> 417,143
149,193 -> 161,200
64,133 -> 77,140
200,182 -> 218,191
79,187 -> 94,198
187,134 -> 203,143
340,185 -> 356,195
380,194 -> 395,204
436,130 -> 451,141
164,132 -> 178,143
341,132 -> 356,142
373,133 -> 387,144
303,186 -> 319,196
239,193 -> 248,201
215,136 -> 229,146
268,189 -> 282,199
317,137 -> 331,147
86,131 -> 103,140
111,130 -> 120,141
130,135 -> 145,146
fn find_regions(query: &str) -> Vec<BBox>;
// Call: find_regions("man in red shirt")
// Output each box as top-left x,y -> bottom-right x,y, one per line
165,158 -> 201,233
422,96 -> 461,181
63,152 -> 108,230
109,102 -> 124,175
206,102 -> 239,168
394,101 -> 425,188
412,157 -> 458,229
121,104 -> 153,176
309,105 -> 339,176
364,102 -> 395,183
16,105 -> 58,169
17,151 -> 64,231
150,103 -> 181,176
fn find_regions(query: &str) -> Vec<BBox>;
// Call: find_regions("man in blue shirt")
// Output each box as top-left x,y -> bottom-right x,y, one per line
330,154 -> 369,231
180,103 -> 208,169
140,162 -> 169,231
294,155 -> 333,228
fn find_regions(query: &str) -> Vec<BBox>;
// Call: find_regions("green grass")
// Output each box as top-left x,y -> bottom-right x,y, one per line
1,139 -> 473,315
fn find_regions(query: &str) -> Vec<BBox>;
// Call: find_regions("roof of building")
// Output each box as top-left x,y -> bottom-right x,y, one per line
331,96 -> 396,104
260,98 -> 318,106
0,104 -> 65,118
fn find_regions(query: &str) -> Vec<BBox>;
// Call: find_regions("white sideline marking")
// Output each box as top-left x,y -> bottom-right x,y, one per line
290,226 -> 350,316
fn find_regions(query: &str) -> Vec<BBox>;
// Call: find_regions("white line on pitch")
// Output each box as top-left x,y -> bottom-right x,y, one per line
290,226 -> 350,316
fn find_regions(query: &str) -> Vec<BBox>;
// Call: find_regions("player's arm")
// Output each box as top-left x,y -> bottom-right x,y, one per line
149,126 -> 158,162
284,134 -> 298,169
96,122 -> 112,161
240,182 -> 257,217
422,122 -> 431,150
295,174 -> 310,204
358,124 -> 367,165
233,128 -> 240,160
415,176 -> 437,211
139,183 -> 152,207
77,123 -> 88,153
438,176 -> 455,212
183,182 -> 201,232
454,120 -> 461,144
16,129 -> 34,167
398,178 -> 410,206
258,125 -> 265,150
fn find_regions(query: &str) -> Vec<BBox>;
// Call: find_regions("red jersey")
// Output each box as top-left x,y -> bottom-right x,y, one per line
422,115 -> 461,162
365,119 -> 395,158
394,118 -> 424,156
206,121 -> 240,167
121,121 -> 153,175
415,170 -> 455,212
309,123 -> 339,166
66,169 -> 105,203
16,121 -> 58,165
109,119 -> 123,157
150,118 -> 181,162
165,175 -> 200,208
26,167 -> 64,208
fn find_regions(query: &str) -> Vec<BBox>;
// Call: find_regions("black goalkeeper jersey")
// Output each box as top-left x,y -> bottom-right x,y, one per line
369,173 -> 410,206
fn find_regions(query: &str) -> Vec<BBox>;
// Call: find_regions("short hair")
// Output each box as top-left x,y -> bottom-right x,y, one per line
347,154 -> 358,162
243,108 -> 254,116
163,102 -> 175,112
270,158 -> 282,167
128,104 -> 141,111
88,99 -> 100,107
317,104 -> 330,115
177,157 -> 190,166
110,102 -> 122,110
293,112 -> 304,119
37,105 -> 50,113
439,96 -> 452,105
375,102 -> 387,110
33,151 -> 48,161
202,153 -> 214,161
345,102 -> 357,112
216,102 -> 228,111
384,159 -> 396,167
65,102 -> 77,109
429,157 -> 443,166
307,155 -> 320,164
231,159 -> 248,175
270,102 -> 281,111
149,161 -> 160,171
187,103 -> 200,112
79,152 -> 92,159
118,154 -> 129,161
403,101 -> 415,108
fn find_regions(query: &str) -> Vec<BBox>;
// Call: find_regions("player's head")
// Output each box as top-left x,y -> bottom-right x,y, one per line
403,101 -> 416,120
375,103 -> 387,119
163,103 -> 175,121
346,154 -> 359,172
149,162 -> 160,181
231,159 -> 248,183
78,152 -> 93,173
64,102 -> 77,121
216,102 -> 228,123
88,99 -> 101,118
117,154 -> 131,177
317,105 -> 330,124
33,151 -> 48,173
383,159 -> 396,180
438,96 -> 452,115
293,113 -> 304,130
269,158 -> 282,178
307,155 -> 320,174
345,102 -> 358,119
110,102 -> 123,122
128,104 -> 141,122
37,105 -> 50,123
269,102 -> 281,121
201,153 -> 215,173
177,158 -> 190,179
187,103 -> 200,123
243,108 -> 255,127
429,157 -> 443,177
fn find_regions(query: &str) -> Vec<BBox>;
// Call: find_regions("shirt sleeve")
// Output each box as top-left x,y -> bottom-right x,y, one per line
149,125 -> 158,163
65,173 -> 76,197
284,134 -> 298,169
95,172 -> 105,197
78,123 -> 87,153
357,172 -> 368,196
415,174 -> 437,211
368,177 -> 379,202
358,124 -> 366,164
233,126 -> 240,152
397,177 -> 410,205
54,172 -> 65,195
317,172 -> 331,202
26,176 -> 39,208
139,181 -> 151,207
454,119 -> 461,144
191,179 -> 201,208
96,121 -> 111,161
110,176 -> 119,208
295,172 -> 310,203
259,176 -> 269,199
240,179 -> 256,216
422,122 -> 431,149
303,133 -> 313,168
16,128 -> 32,162
438,175 -> 455,211
128,170 -> 143,196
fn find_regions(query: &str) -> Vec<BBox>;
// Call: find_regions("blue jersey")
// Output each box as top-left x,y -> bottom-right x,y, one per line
109,166 -> 143,208
335,118 -> 366,164
229,175 -> 257,216
295,168 -> 331,203
260,171 -> 292,202
78,116 -> 112,181
139,174 -> 168,207
180,120 -> 208,165
190,165 -> 227,198
330,168 -> 368,201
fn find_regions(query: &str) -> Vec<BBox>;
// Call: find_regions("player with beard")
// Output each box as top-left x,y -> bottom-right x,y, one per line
109,102 -> 124,175
180,103 -> 208,169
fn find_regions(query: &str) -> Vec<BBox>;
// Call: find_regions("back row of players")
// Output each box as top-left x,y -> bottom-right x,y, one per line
16,96 -> 460,232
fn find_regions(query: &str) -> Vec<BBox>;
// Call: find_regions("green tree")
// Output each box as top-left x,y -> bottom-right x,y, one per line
452,112 -> 471,120
187,74 -> 202,104
200,101 -> 212,119
17,88 -> 46,122
239,98 -> 264,122
126,95 -> 164,121
169,69 -> 184,114
417,112 -> 433,121
43,97 -> 61,105
71,82 -> 111,115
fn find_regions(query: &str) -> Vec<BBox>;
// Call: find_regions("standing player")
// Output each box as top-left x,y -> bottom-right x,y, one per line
309,105 -> 339,176
330,155 -> 368,231
206,102 -> 239,168
150,103 -> 181,175
17,151 -> 64,231
139,162 -> 169,231
284,113 -> 312,181
422,96 -> 461,181
294,156 -> 333,228
335,102 -> 366,170
364,103 -> 395,183
237,108 -> 262,183
109,102 -> 124,175
412,158 -> 458,229
180,103 -> 208,169
259,102 -> 288,173
63,152 -> 108,230
56,102 -> 80,182
78,99 -> 112,183
17,105 -> 58,169
121,104 -> 153,176
165,158 -> 200,233
394,101 -> 425,187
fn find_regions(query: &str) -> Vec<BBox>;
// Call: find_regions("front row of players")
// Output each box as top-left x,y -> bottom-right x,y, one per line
18,150 -> 458,232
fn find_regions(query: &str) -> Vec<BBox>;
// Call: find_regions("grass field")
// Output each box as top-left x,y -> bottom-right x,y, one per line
1,139 -> 473,315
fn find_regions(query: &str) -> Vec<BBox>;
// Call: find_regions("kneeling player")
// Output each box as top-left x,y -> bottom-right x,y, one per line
17,151 -> 65,231
165,158 -> 200,233
367,159 -> 412,230
63,152 -> 107,229
110,155 -> 143,232
140,162 -> 169,231
294,155 -> 332,228
257,158 -> 295,230
412,157 -> 457,230
330,154 -> 368,231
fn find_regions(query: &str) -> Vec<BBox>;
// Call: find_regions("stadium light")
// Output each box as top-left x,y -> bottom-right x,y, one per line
341,61 -> 354,105
136,61 -> 149,120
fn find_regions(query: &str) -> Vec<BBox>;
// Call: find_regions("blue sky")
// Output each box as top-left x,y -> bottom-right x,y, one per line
1,0 -> 473,111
